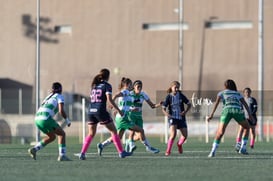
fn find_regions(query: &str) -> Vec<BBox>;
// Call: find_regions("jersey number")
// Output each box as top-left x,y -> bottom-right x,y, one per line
91,89 -> 102,103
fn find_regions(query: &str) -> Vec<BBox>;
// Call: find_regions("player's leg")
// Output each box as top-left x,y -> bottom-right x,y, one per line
208,110 -> 232,157
235,126 -> 243,152
208,122 -> 228,157
250,125 -> 256,148
125,130 -> 135,152
177,127 -> 187,154
97,115 -> 129,155
28,132 -> 56,160
250,115 -> 257,148
105,122 -> 131,158
235,112 -> 250,154
126,112 -> 141,152
237,120 -> 249,154
127,116 -> 143,152
79,123 -> 97,160
165,125 -> 177,156
177,120 -> 188,154
130,125 -> 159,153
127,125 -> 143,152
97,136 -> 112,156
54,127 -> 71,161
28,118 -> 58,160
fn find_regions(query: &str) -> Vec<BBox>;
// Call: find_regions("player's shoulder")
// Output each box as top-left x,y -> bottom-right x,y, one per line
53,93 -> 64,102
121,89 -> 130,95
220,89 -> 239,95
140,91 -> 148,96
140,91 -> 150,99
100,81 -> 112,90
251,96 -> 257,101
52,93 -> 63,98
178,91 -> 186,97
164,93 -> 172,101
251,96 -> 257,103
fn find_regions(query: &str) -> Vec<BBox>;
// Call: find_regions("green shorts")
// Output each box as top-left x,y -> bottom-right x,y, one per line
128,112 -> 143,128
115,114 -> 135,131
220,108 -> 246,124
35,117 -> 60,134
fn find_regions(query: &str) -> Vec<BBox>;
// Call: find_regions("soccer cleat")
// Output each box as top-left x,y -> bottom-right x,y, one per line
57,155 -> 71,161
28,148 -> 37,160
235,142 -> 241,152
97,143 -> 103,156
146,146 -> 160,154
165,151 -> 170,156
250,145 -> 254,149
208,151 -> 215,158
177,143 -> 183,154
119,151 -> 132,158
79,153 -> 86,160
239,148 -> 248,155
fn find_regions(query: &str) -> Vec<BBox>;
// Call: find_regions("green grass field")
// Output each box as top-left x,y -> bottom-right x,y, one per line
1,137 -> 273,181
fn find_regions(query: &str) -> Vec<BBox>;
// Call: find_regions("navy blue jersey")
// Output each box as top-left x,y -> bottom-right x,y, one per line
248,97 -> 257,115
89,81 -> 112,114
162,91 -> 190,120
244,96 -> 258,119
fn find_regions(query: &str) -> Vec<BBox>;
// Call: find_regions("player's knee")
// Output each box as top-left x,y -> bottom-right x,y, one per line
49,134 -> 56,141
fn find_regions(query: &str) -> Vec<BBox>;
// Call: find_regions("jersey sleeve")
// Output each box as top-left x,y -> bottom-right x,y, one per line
217,91 -> 223,100
105,82 -> 113,95
162,95 -> 170,109
120,89 -> 129,97
141,92 -> 150,101
180,93 -> 190,104
57,94 -> 65,104
252,97 -> 258,113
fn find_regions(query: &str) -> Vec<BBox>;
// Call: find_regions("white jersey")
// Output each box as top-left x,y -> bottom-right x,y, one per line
116,89 -> 133,117
217,89 -> 243,110
129,91 -> 150,113
35,93 -> 64,121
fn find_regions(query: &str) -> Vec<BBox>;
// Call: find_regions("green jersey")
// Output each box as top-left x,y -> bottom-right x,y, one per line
218,89 -> 243,110
35,93 -> 64,121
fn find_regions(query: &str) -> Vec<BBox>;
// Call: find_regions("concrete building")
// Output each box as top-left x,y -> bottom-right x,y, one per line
1,0 -> 273,140
2,0 -> 273,98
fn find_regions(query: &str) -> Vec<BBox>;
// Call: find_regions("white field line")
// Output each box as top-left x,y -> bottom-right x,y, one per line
73,150 -> 273,159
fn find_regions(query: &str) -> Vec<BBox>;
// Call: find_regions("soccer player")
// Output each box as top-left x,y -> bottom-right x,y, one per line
78,69 -> 131,160
207,79 -> 254,157
161,81 -> 191,156
97,77 -> 156,155
28,82 -> 71,161
125,80 -> 161,154
235,87 -> 257,150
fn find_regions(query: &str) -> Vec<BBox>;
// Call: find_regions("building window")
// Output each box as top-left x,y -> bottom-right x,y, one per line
54,25 -> 72,34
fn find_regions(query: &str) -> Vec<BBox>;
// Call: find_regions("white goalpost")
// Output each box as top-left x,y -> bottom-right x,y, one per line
81,98 -> 86,143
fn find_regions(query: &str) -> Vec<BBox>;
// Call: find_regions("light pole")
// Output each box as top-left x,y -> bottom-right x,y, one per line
258,0 -> 264,141
178,0 -> 184,85
35,0 -> 41,142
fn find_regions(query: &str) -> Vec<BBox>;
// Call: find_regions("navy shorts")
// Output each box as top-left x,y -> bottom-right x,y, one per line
248,115 -> 257,126
168,117 -> 187,129
88,111 -> 113,125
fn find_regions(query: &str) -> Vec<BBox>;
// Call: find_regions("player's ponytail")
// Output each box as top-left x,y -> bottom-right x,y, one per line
119,77 -> 132,91
91,68 -> 110,88
225,79 -> 237,91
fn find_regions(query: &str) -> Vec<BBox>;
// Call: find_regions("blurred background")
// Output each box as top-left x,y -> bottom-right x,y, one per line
1,0 -> 273,144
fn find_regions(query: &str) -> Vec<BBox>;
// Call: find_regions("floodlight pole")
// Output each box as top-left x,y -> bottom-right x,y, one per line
35,0 -> 41,142
178,0 -> 183,85
258,0 -> 264,141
